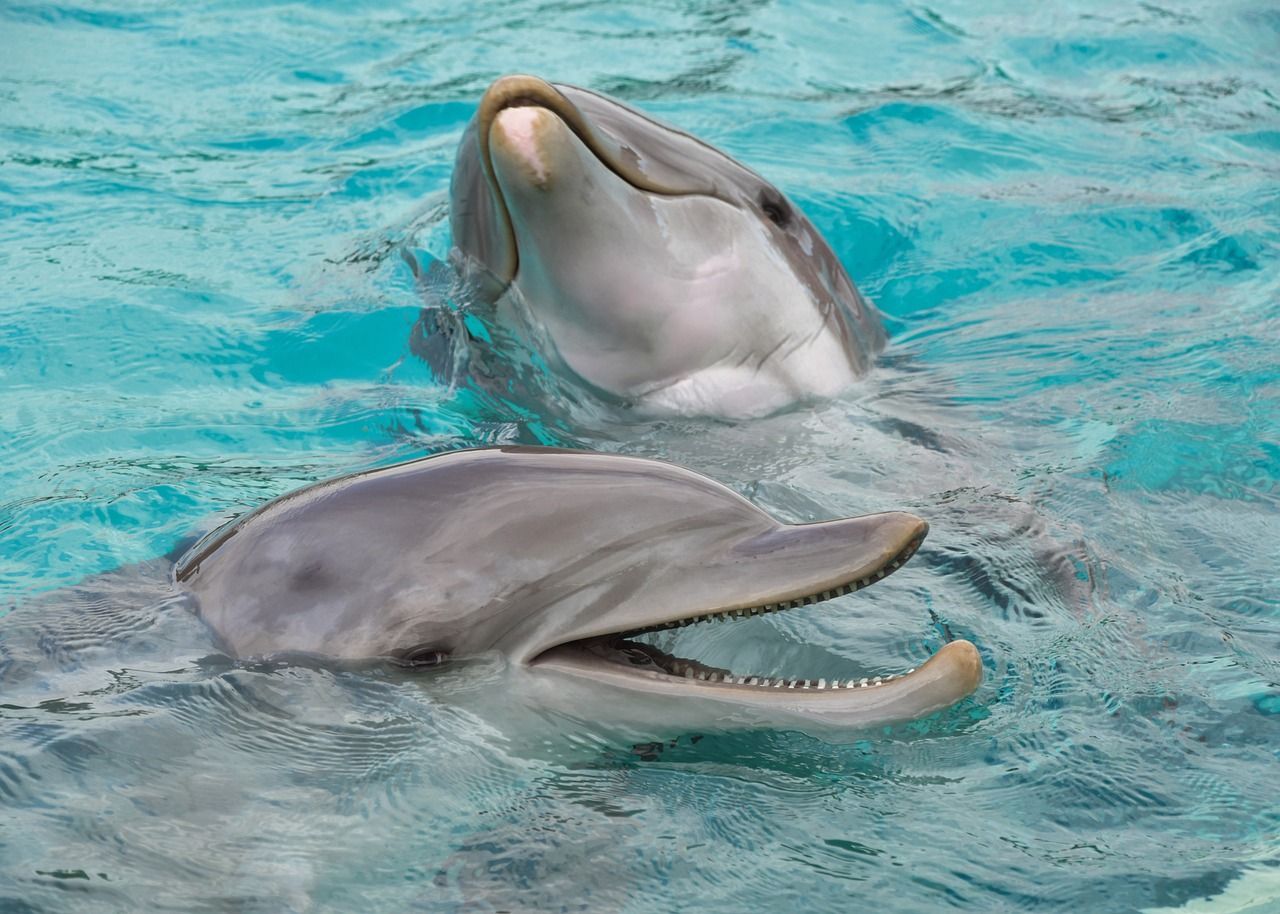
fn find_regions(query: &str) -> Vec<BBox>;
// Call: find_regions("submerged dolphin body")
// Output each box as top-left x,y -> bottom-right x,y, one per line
447,75 -> 886,418
177,448 -> 981,736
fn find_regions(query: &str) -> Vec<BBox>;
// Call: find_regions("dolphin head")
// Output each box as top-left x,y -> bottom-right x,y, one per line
177,448 -> 981,735
449,76 -> 887,417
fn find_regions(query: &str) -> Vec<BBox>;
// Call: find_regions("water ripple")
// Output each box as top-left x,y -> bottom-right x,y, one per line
2,0 -> 1278,911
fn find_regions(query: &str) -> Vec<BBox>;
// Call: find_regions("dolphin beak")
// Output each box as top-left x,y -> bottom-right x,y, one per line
477,74 -> 721,201
525,509 -> 982,728
489,105 -> 563,192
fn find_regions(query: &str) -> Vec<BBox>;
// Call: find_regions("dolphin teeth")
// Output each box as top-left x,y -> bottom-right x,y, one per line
747,677 -> 759,686
873,676 -> 882,685
773,679 -> 783,687
817,678 -> 827,690
787,680 -> 797,688
906,668 -> 916,675
801,680 -> 811,689
875,570 -> 885,579
859,578 -> 870,588
860,678 -> 869,688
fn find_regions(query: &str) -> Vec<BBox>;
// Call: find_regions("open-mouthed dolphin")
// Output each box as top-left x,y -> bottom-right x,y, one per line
447,75 -> 886,418
176,447 -> 981,736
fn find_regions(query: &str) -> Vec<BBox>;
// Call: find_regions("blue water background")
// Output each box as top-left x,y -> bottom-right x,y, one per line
1,1 -> 1278,911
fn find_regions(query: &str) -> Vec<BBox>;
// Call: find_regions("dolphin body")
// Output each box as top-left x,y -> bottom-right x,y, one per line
176,447 -> 981,737
446,75 -> 886,418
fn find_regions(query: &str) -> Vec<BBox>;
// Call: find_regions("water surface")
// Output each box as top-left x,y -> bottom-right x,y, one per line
1,1 -> 1277,911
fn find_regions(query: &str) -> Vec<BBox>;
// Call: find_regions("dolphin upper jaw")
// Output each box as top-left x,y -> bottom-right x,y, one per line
493,510 -> 929,664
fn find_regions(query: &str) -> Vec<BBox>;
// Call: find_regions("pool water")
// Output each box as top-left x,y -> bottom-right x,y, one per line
1,1 -> 1277,911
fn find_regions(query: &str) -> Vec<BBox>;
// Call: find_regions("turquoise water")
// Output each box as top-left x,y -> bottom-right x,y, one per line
2,0 -> 1278,910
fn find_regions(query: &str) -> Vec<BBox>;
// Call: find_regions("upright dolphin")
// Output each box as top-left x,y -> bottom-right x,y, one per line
447,75 -> 886,418
176,447 -> 981,737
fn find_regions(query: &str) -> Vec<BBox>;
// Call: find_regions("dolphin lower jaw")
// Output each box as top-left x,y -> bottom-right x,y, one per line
529,639 -> 982,729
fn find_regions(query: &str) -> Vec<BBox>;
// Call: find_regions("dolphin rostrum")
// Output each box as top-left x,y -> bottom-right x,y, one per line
176,447 -> 981,736
447,75 -> 886,418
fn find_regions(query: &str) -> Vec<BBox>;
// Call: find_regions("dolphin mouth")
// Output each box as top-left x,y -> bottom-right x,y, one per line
525,532 -> 983,717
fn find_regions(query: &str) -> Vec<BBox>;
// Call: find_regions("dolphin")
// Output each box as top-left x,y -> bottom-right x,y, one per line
176,447 -> 981,737
446,75 -> 886,418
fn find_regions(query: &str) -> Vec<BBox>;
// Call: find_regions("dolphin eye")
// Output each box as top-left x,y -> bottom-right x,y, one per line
760,192 -> 791,228
392,647 -> 449,669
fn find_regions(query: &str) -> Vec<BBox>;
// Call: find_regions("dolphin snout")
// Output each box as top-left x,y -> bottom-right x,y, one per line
490,106 -> 563,191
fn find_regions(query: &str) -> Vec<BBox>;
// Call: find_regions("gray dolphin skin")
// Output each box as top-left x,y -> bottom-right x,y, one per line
176,447 -> 981,735
449,75 -> 887,418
